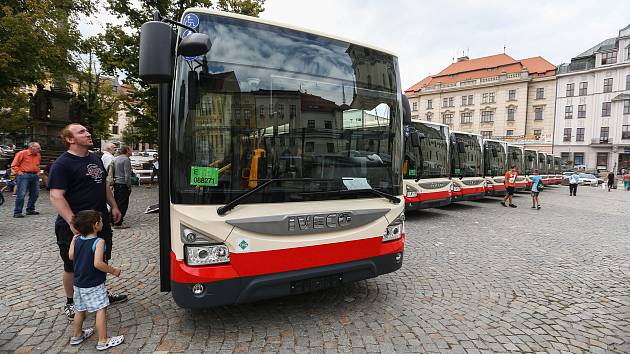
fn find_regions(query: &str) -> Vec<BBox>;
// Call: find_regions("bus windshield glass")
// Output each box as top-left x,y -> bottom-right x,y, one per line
538,153 -> 547,174
507,146 -> 523,172
450,133 -> 482,177
170,13 -> 403,205
404,122 -> 449,179
554,157 -> 562,173
524,150 -> 537,175
484,141 -> 505,177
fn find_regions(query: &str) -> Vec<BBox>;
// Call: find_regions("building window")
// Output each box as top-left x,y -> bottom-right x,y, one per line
622,125 -> 630,139
628,47 -> 630,60
305,142 -> 314,152
506,130 -> 513,136
601,102 -> 611,116
324,120 -> 332,129
507,108 -> 515,121
600,127 -> 609,143
412,102 -> 417,111
597,152 -> 609,168
574,153 -> 584,166
289,105 -> 296,119
577,104 -> 586,119
603,78 -> 613,93
576,128 -> 585,142
481,131 -> 493,139
111,125 -> 119,135
482,92 -> 495,104
442,98 -> 448,108
460,111 -> 472,123
307,120 -> 315,129
579,82 -> 588,96
564,105 -> 573,119
561,152 -> 570,162
327,143 -> 335,153
563,128 -> 571,141
481,111 -> 494,122
461,95 -> 473,106
566,83 -> 574,97
426,112 -> 433,121
508,90 -> 516,101
535,88 -> 544,99
442,113 -> 454,125
534,107 -> 543,120
627,75 -> 630,90
449,97 -> 454,107
601,51 -> 617,65
624,100 -> 630,114
489,92 -> 495,103
427,99 -> 433,109
534,129 -> 542,139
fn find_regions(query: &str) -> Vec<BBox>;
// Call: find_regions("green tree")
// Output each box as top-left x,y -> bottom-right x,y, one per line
0,0 -> 92,136
98,0 -> 265,145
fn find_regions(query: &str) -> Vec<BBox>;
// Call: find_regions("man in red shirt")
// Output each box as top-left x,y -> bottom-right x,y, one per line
11,142 -> 42,217
501,165 -> 518,208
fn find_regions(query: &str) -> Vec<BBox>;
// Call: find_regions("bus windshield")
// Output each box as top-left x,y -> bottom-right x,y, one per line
538,153 -> 547,174
524,150 -> 537,175
171,13 -> 403,205
405,121 -> 449,179
450,133 -> 482,177
554,157 -> 562,173
484,141 -> 505,177
507,146 -> 523,172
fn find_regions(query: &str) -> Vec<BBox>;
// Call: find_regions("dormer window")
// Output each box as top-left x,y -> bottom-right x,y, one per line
601,51 -> 617,65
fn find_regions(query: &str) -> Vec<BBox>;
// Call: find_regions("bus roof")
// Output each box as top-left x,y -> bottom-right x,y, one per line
451,130 -> 482,137
483,138 -> 506,144
184,8 -> 397,57
410,119 -> 448,128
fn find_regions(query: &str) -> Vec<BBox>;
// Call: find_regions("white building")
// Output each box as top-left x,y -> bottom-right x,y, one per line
554,24 -> 630,172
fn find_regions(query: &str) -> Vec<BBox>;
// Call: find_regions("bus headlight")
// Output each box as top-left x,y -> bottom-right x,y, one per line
185,244 -> 230,266
405,186 -> 418,198
383,213 -> 404,242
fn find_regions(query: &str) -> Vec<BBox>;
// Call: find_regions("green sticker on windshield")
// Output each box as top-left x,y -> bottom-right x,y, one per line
190,166 -> 219,186
409,168 -> 416,176
455,168 -> 461,174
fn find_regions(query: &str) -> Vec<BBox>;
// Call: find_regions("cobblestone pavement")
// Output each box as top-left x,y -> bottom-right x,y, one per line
0,184 -> 629,353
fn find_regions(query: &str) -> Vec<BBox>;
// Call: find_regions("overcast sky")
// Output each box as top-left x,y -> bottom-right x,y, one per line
81,0 -> 630,89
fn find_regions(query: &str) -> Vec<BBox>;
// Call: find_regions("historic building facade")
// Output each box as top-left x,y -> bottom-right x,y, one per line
405,54 -> 556,152
553,24 -> 630,172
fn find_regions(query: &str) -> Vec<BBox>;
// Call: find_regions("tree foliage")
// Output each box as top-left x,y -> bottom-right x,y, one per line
0,0 -> 93,137
98,0 -> 265,145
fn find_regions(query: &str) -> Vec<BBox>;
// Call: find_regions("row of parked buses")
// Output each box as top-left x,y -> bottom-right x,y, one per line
403,120 -> 565,211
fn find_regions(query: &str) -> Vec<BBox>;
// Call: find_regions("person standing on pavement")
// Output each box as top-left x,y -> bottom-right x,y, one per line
530,169 -> 543,210
11,142 -> 42,218
111,146 -> 133,229
500,165 -> 518,208
607,171 -> 615,192
100,143 -> 117,171
569,171 -> 580,196
48,124 -> 127,320
623,171 -> 630,191
147,154 -> 159,188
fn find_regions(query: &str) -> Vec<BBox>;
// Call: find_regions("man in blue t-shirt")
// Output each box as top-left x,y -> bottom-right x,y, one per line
48,124 -> 127,320
530,169 -> 543,210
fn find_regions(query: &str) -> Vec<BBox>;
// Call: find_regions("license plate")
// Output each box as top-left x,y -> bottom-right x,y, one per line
290,274 -> 342,294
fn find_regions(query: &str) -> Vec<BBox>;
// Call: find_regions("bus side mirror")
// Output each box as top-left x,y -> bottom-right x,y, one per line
401,95 -> 411,125
410,131 -> 421,147
457,141 -> 466,154
139,21 -> 176,83
178,32 -> 211,57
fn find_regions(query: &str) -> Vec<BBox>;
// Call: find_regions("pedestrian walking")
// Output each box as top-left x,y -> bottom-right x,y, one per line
101,143 -> 117,171
624,171 -> 630,191
111,146 -> 133,229
11,142 -> 41,218
530,169 -> 543,209
48,123 -> 127,320
500,165 -> 518,208
68,210 -> 124,350
568,171 -> 579,196
1,164 -> 17,195
146,154 -> 159,188
607,171 -> 615,192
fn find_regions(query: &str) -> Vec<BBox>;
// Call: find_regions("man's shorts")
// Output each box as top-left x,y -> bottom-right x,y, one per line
531,191 -> 540,197
73,284 -> 109,313
506,186 -> 515,195
56,220 -> 113,273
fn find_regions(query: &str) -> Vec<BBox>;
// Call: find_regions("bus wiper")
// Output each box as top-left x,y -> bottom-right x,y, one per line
338,187 -> 401,204
217,178 -> 338,216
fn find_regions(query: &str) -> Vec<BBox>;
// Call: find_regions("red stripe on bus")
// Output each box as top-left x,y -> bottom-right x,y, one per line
171,235 -> 405,283
404,190 -> 451,203
461,186 -> 485,195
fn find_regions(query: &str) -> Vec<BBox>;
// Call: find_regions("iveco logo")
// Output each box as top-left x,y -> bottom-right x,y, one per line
288,213 -> 352,232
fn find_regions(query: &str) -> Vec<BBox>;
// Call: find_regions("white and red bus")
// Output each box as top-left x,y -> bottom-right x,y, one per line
449,131 -> 485,202
403,120 -> 452,210
507,144 -> 527,191
523,149 -> 539,190
139,9 -> 406,307
545,153 -> 556,184
537,152 -> 548,184
483,139 -> 507,196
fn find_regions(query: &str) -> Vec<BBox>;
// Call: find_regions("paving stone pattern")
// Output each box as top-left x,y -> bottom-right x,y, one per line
0,185 -> 628,353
